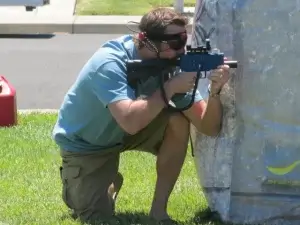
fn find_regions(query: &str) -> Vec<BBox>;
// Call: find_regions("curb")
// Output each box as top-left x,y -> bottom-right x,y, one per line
0,15 -> 194,35
0,16 -> 74,34
73,16 -> 194,34
18,109 -> 58,114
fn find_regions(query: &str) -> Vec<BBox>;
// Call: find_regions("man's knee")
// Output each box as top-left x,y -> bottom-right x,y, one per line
60,152 -> 119,222
61,165 -> 115,221
167,112 -> 190,139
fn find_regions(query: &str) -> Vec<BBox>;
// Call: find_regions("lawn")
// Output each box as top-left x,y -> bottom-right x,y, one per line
75,0 -> 196,15
0,113 -> 225,225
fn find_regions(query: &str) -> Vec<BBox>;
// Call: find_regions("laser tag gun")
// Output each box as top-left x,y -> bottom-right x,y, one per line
126,39 -> 238,112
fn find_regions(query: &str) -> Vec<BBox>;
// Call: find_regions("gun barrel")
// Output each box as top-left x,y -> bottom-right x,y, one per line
224,60 -> 238,68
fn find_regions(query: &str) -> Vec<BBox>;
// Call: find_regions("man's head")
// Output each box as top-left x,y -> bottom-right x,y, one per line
136,7 -> 189,59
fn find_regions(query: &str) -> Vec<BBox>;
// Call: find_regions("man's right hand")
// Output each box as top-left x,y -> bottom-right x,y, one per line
108,72 -> 197,135
166,72 -> 197,95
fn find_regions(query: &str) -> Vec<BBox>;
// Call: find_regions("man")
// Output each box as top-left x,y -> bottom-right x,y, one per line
52,7 -> 230,224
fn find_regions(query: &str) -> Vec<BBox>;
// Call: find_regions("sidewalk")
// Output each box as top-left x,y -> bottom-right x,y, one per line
0,1 -> 195,34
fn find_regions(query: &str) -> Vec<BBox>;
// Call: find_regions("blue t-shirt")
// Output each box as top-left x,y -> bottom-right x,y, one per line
52,35 -> 203,152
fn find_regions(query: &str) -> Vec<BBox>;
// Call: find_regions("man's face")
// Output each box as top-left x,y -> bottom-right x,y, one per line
158,24 -> 187,59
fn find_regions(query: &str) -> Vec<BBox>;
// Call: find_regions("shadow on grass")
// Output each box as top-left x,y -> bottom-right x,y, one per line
189,208 -> 233,225
61,208 -> 231,225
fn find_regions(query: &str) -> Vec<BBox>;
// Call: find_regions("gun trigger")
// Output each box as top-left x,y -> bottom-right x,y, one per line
196,68 -> 202,79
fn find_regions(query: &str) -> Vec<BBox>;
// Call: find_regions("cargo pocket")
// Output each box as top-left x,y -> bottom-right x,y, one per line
60,166 -> 81,209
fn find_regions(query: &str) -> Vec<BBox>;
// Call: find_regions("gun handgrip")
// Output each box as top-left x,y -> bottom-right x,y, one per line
224,60 -> 238,68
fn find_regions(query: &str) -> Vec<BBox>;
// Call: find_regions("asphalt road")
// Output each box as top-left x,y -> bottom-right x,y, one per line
0,34 -> 122,109
0,33 -> 192,110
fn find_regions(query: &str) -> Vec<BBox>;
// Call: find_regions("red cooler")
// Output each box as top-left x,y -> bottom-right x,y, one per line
0,76 -> 17,127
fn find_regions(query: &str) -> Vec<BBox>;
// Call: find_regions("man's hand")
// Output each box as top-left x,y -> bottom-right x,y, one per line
166,72 -> 197,94
208,64 -> 231,94
183,63 -> 230,137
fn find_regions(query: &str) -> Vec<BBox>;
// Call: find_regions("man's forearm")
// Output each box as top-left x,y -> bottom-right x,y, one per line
126,83 -> 174,134
200,96 -> 223,136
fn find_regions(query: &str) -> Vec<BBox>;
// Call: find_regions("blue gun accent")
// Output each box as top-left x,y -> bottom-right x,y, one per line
179,51 -> 225,72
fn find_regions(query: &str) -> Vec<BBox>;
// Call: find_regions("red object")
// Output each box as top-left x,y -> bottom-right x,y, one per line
138,32 -> 146,41
0,76 -> 17,127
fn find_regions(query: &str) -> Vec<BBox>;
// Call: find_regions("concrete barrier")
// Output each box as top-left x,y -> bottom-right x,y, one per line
191,0 -> 300,224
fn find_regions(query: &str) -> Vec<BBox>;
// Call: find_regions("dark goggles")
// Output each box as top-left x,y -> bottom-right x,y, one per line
147,31 -> 188,51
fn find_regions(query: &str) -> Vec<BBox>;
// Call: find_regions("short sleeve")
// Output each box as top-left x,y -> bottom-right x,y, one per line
90,61 -> 136,107
171,90 -> 203,109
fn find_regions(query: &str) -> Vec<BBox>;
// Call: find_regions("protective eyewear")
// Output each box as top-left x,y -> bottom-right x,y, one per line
147,31 -> 188,51
161,31 -> 188,50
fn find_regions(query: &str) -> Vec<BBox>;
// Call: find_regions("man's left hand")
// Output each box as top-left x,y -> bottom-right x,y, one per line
208,64 -> 231,94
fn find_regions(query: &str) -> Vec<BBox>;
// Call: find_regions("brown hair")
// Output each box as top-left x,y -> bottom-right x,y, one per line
136,7 -> 189,51
139,7 -> 189,37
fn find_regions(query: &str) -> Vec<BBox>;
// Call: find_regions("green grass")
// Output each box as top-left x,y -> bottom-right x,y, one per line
0,113 -> 225,225
75,0 -> 196,15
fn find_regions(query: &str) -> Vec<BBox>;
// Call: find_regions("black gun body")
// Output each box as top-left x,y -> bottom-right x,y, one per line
126,60 -> 173,86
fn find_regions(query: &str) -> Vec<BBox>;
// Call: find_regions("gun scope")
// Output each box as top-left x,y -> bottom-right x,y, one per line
186,39 -> 212,53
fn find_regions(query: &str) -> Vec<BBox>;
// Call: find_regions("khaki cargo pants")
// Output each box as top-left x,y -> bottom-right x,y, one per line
59,110 -> 171,223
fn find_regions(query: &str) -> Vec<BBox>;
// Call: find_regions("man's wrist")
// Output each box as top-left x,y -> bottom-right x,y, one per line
208,84 -> 221,97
